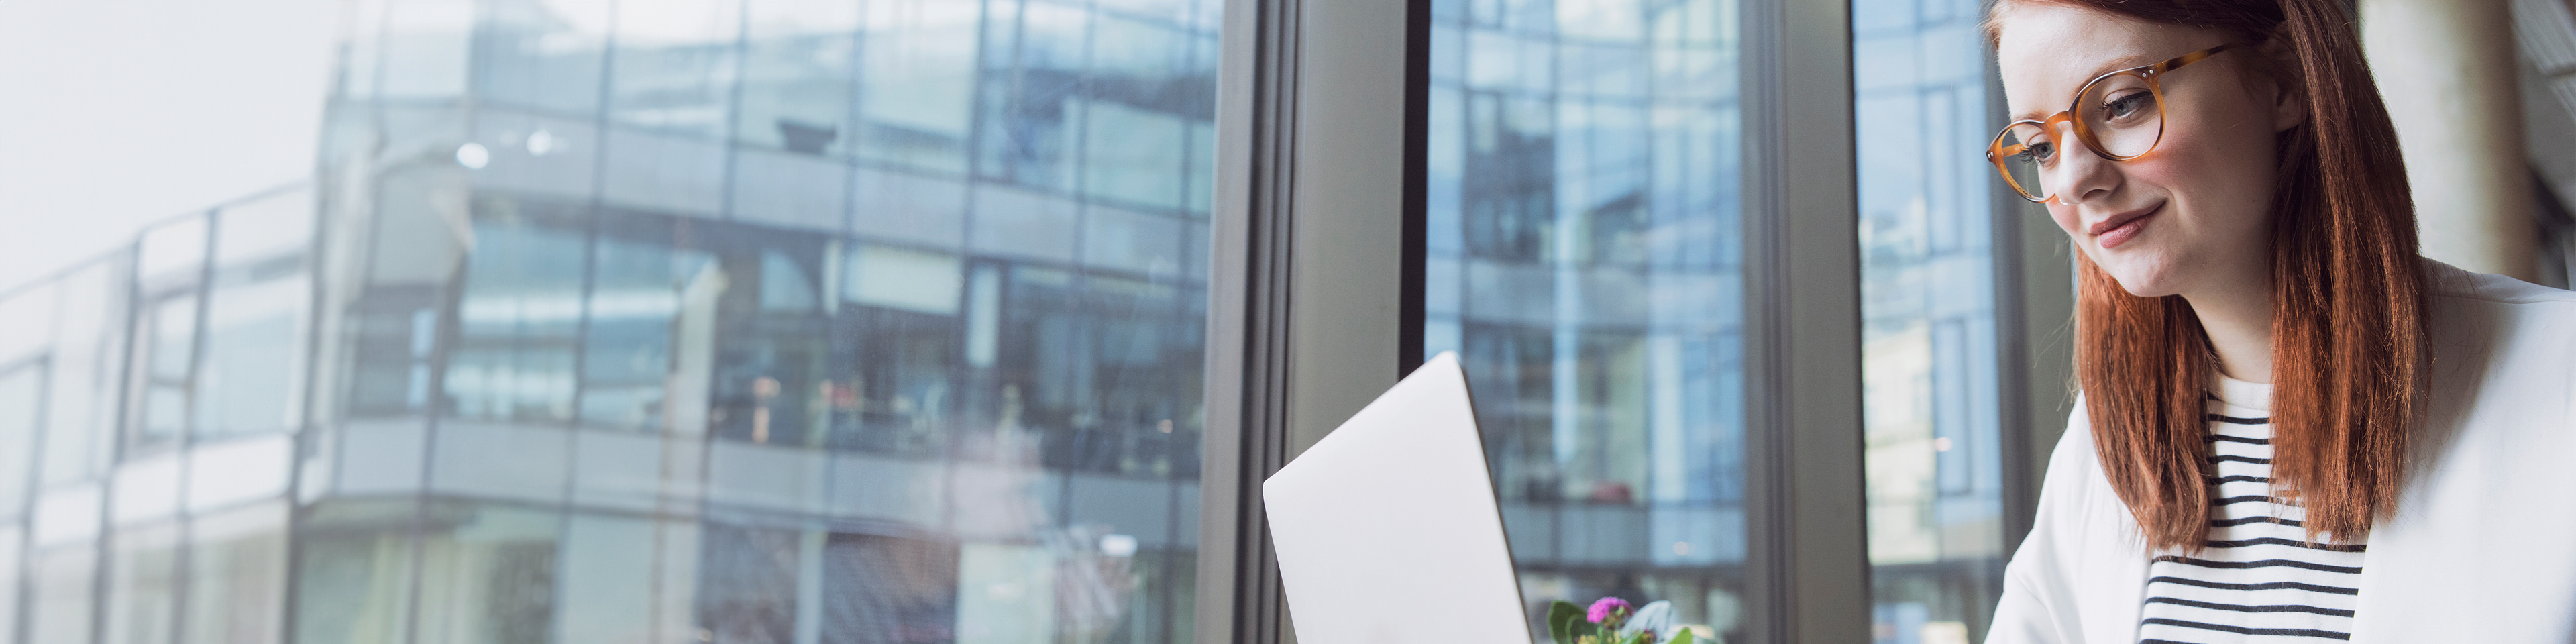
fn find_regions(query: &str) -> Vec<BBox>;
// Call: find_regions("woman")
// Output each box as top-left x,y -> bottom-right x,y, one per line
1982,0 -> 2576,642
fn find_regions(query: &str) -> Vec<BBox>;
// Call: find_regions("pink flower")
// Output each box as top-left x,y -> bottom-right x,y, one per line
1587,597 -> 1633,624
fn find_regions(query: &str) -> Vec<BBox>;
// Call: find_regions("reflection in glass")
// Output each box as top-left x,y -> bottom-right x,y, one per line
0,1 -> 1221,642
553,513 -> 657,644
476,0 -> 614,114
861,0 -> 978,172
46,262 -> 124,487
699,523 -> 800,643
136,294 -> 198,443
185,503 -> 290,644
1856,0 -> 2008,640
292,501 -> 418,644
0,529 -> 17,642
413,502 -> 560,644
29,546 -> 99,644
1424,0 -> 1748,639
196,275 -> 306,437
103,524 -> 181,644
578,220 -> 713,432
449,217 -> 586,424
739,0 -> 859,154
0,368 -> 40,519
608,0 -> 743,137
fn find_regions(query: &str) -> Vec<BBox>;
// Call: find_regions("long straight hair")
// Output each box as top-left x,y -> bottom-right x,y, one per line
1990,0 -> 2429,550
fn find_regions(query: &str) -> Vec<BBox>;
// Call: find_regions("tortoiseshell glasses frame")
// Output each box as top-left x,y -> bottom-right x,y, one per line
1984,43 -> 2235,203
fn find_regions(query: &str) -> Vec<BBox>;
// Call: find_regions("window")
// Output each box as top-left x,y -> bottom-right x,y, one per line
1424,0 -> 1750,638
1855,0 -> 2012,640
0,1 -> 2066,641
102,523 -> 182,644
184,502 -> 290,644
197,191 -> 315,437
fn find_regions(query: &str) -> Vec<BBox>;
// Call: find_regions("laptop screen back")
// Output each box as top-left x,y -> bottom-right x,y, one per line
1263,352 -> 1532,643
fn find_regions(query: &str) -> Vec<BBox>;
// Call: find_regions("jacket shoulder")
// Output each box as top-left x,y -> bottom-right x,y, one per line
2422,258 -> 2576,306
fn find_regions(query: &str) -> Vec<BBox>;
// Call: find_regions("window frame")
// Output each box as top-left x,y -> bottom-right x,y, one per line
1197,0 -> 1874,642
1199,0 -> 2075,641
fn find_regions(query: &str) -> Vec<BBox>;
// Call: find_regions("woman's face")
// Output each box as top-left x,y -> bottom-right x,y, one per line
1993,3 -> 2299,298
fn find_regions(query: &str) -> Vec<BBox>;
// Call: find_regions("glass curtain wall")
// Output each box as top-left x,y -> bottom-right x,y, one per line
292,0 -> 1224,643
1854,0 -> 2009,641
0,188 -> 305,644
0,1 -> 1222,643
1422,0 -> 1748,640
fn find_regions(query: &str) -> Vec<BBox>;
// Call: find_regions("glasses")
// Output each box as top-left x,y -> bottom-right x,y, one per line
1986,43 -> 2234,203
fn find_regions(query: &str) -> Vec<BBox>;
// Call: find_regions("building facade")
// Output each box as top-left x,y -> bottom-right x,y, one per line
6,0 -> 1220,642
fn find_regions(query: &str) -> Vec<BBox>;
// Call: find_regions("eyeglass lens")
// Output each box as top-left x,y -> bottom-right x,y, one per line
1996,72 -> 2163,201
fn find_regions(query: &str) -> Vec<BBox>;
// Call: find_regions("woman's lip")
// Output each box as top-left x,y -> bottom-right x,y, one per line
2093,203 -> 2161,250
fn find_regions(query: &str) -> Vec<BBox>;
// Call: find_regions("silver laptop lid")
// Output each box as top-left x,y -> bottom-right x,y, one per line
1263,352 -> 1531,643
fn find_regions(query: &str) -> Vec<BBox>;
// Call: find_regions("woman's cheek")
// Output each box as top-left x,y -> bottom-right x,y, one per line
2047,204 -> 2087,245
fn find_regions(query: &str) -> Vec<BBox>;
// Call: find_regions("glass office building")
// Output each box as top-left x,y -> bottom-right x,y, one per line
3,0 -> 1221,642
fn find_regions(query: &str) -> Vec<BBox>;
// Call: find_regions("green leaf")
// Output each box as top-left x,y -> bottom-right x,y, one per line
1548,601 -> 1584,644
1668,629 -> 1696,644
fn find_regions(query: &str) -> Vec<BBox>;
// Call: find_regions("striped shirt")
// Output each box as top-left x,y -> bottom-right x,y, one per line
2136,376 -> 2365,643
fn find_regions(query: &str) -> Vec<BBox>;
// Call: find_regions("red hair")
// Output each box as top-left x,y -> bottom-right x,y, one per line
1991,0 -> 2428,550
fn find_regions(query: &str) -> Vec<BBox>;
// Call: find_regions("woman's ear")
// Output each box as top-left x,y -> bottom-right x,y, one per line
2258,36 -> 2308,132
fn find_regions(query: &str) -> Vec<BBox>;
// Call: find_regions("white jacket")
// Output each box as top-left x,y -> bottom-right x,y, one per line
1987,260 -> 2576,643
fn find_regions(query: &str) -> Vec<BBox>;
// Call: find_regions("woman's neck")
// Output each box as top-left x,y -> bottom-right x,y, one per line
2184,275 -> 2275,383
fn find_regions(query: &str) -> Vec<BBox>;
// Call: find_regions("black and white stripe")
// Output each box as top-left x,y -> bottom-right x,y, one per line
2137,384 -> 2363,643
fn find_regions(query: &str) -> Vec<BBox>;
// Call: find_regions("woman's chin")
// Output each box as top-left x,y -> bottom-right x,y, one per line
2098,256 -> 2187,298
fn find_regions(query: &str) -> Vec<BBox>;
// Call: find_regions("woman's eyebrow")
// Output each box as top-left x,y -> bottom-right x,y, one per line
2006,52 -> 2162,121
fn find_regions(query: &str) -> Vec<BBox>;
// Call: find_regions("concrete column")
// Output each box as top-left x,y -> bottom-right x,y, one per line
2362,0 -> 2542,281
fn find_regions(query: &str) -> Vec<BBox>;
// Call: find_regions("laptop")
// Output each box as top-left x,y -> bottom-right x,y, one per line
1263,351 -> 1532,643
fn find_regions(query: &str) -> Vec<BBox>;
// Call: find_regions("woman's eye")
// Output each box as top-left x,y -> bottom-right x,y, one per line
2101,91 -> 2152,121
2021,140 -> 2055,161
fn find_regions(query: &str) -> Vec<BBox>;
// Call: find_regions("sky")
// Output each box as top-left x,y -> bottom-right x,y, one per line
0,0 -> 341,292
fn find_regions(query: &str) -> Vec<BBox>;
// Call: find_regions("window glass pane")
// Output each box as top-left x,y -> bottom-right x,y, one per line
292,500 -> 419,644
0,367 -> 41,520
1855,0 -> 2008,640
698,522 -> 800,643
184,502 -> 291,644
0,528 -> 19,642
737,0 -> 859,154
102,524 -> 180,644
28,545 -> 98,644
477,0 -> 615,114
138,217 -> 208,283
449,214 -> 588,424
608,0 -> 744,137
46,260 -> 123,487
0,282 -> 54,365
582,217 -> 716,431
974,1 -> 1083,190
554,513 -> 658,644
820,532 -> 961,641
413,502 -> 561,644
379,0 -> 476,98
712,240 -> 830,446
213,189 -> 315,267
196,275 -> 308,437
133,294 -> 199,443
858,0 -> 978,172
1425,0 -> 1749,639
